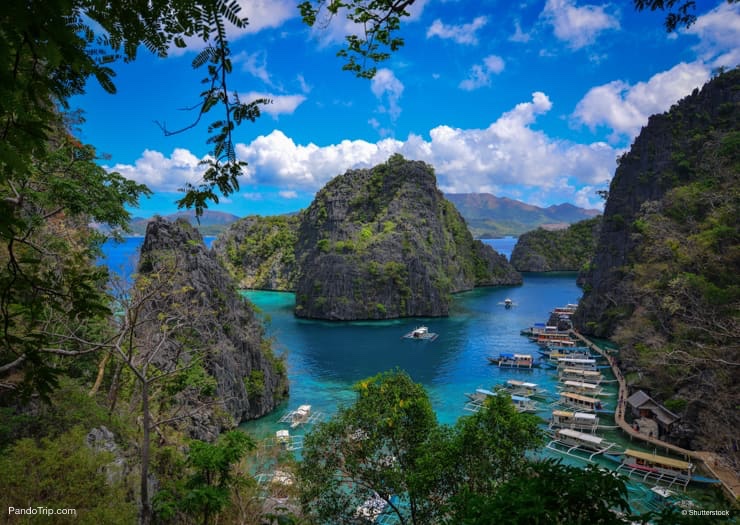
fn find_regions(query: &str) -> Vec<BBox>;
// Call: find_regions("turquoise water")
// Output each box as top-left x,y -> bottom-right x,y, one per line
100,236 -> 721,512
241,271 -> 582,435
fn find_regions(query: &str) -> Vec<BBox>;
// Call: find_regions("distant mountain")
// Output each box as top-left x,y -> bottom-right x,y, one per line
445,193 -> 600,238
125,210 -> 240,236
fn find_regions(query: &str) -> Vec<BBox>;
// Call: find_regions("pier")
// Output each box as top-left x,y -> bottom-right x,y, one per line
570,330 -> 740,501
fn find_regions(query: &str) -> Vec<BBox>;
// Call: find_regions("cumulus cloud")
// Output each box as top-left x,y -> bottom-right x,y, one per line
426,16 -> 488,45
113,93 -> 617,210
371,68 -> 404,121
459,55 -> 505,91
572,62 -> 710,141
169,0 -> 295,55
240,91 -> 307,117
109,148 -> 205,192
685,2 -> 740,69
541,0 -> 620,49
232,51 -> 273,85
510,20 -> 532,43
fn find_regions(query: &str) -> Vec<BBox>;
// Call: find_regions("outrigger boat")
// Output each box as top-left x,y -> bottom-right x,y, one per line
279,404 -> 323,428
604,449 -> 721,488
557,380 -> 613,397
464,389 -> 539,413
557,357 -> 599,371
555,392 -> 613,414
402,326 -> 438,341
548,410 -> 619,432
271,429 -> 304,450
558,367 -> 606,384
498,379 -> 550,400
546,428 -> 622,462
488,353 -> 539,369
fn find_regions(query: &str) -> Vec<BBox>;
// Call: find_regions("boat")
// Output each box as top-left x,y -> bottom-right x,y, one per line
464,389 -> 539,413
604,449 -> 721,488
488,353 -> 539,369
546,428 -> 622,462
278,404 -> 323,428
558,367 -> 605,384
402,325 -> 438,341
500,298 -> 514,308
549,410 -> 600,433
556,357 -> 598,371
355,492 -> 388,520
274,429 -> 303,451
557,380 -> 612,397
555,391 -> 612,414
499,379 -> 550,400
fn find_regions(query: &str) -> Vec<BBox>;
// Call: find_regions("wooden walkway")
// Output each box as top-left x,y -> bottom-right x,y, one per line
569,330 -> 740,501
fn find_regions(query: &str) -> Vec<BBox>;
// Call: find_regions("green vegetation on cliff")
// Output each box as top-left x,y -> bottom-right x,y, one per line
213,214 -> 299,290
576,68 -> 739,462
510,216 -> 601,272
292,155 -> 521,320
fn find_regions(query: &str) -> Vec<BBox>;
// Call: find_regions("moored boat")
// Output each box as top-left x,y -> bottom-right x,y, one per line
499,379 -> 550,400
555,391 -> 612,413
604,449 -> 721,489
558,367 -> 605,384
549,410 -> 600,433
488,353 -> 539,369
546,428 -> 622,462
557,380 -> 612,397
464,389 -> 539,413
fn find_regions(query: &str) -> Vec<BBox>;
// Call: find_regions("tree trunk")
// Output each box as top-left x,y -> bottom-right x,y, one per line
140,379 -> 151,525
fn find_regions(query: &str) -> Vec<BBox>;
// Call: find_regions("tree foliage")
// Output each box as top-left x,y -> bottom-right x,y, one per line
298,370 -> 545,524
633,0 -> 739,32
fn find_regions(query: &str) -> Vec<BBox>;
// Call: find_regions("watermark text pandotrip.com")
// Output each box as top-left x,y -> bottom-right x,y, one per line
8,506 -> 77,517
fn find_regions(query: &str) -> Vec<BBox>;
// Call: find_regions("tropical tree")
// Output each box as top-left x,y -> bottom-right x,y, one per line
298,371 -> 545,524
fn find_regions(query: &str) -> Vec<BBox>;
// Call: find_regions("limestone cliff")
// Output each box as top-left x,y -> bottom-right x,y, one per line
137,218 -> 288,441
211,214 -> 299,290
293,155 -> 521,320
510,217 -> 601,273
574,69 -> 739,458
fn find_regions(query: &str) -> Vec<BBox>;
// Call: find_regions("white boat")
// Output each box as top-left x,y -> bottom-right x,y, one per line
557,380 -> 612,397
554,391 -> 611,413
278,404 -> 323,428
549,410 -> 600,433
546,428 -> 622,462
604,449 -> 721,489
488,353 -> 539,369
402,326 -> 438,341
464,389 -> 539,413
557,357 -> 598,371
274,429 -> 303,450
558,367 -> 605,384
499,379 -> 550,400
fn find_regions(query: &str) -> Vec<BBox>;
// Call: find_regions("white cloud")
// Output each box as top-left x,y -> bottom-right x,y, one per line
541,0 -> 620,49
109,148 -> 205,192
572,62 -> 710,141
240,91 -> 307,117
169,0 -> 295,55
509,20 -> 532,43
371,68 -> 404,121
685,2 -> 740,69
232,51 -> 273,85
459,55 -> 505,91
426,16 -> 488,45
114,94 -> 617,210
242,192 -> 264,201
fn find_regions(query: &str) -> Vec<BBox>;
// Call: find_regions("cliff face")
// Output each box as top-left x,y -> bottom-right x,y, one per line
509,217 -> 601,273
137,218 -> 288,441
211,214 -> 299,290
574,69 -> 739,457
291,155 -> 521,320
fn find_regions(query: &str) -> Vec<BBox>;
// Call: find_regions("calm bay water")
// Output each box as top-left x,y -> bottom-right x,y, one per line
100,236 -> 716,512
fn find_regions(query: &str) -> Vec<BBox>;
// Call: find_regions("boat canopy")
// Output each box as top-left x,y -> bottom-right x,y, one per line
513,354 -> 533,360
511,395 -> 530,403
561,392 -> 599,404
563,380 -> 599,390
558,428 -> 603,445
475,388 -> 496,397
624,449 -> 692,470
561,368 -> 601,377
558,357 -> 596,364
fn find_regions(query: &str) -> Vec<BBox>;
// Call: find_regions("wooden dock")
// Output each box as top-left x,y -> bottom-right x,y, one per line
569,330 -> 740,501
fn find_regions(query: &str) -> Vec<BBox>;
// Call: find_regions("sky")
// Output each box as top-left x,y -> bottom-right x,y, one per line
71,0 -> 740,218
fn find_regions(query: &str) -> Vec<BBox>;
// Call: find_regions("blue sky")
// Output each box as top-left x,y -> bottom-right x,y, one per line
72,0 -> 739,218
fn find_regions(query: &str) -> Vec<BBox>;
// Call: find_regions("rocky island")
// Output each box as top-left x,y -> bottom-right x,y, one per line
137,218 -> 289,440
509,216 -> 601,273
215,155 -> 521,320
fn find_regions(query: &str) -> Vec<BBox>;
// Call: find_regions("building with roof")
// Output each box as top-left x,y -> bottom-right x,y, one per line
626,390 -> 680,438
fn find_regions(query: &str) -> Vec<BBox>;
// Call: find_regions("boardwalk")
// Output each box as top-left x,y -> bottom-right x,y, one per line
569,330 -> 740,501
